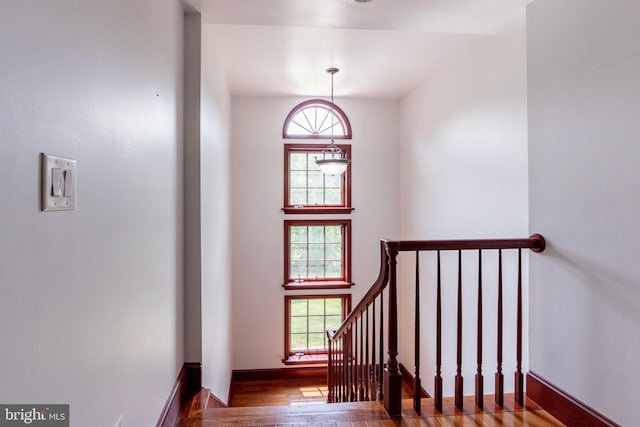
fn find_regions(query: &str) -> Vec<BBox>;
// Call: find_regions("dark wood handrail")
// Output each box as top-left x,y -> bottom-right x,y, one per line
327,233 -> 546,416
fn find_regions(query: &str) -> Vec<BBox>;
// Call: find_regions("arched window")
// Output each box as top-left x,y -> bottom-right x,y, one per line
283,99 -> 352,139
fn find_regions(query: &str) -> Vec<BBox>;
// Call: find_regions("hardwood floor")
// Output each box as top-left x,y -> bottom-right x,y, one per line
176,378 -> 565,426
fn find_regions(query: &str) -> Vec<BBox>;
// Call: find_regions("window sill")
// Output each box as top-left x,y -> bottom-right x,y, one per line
282,281 -> 354,290
282,207 -> 355,215
282,354 -> 328,365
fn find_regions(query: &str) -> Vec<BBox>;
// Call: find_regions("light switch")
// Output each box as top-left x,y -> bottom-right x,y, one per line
41,153 -> 77,211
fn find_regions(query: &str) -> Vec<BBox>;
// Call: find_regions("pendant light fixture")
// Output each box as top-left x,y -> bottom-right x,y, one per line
315,67 -> 351,175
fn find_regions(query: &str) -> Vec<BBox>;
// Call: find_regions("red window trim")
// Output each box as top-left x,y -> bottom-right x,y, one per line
282,99 -> 352,139
283,294 -> 352,365
283,219 -> 352,288
282,143 -> 353,214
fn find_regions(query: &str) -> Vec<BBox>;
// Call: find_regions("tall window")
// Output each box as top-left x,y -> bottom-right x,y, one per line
283,144 -> 352,214
283,99 -> 352,139
284,220 -> 352,290
283,295 -> 351,365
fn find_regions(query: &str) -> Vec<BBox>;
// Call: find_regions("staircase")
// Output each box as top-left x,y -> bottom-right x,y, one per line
176,391 -> 563,426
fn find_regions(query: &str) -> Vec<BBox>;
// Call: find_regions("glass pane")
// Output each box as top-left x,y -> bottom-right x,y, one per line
290,299 -> 308,316
325,174 -> 341,189
325,226 -> 342,243
308,171 -> 324,188
308,226 -> 325,243
325,299 -> 342,315
290,171 -> 307,187
325,261 -> 342,278
308,261 -> 324,278
289,189 -> 307,205
307,153 -> 322,170
325,315 -> 342,329
290,153 -> 307,170
290,262 -> 307,280
325,243 -> 341,260
308,244 -> 324,260
308,299 -> 325,316
308,315 -> 325,332
290,333 -> 307,351
325,189 -> 342,205
307,188 -> 324,205
290,244 -> 307,261
290,226 -> 307,243
291,316 -> 307,333
308,333 -> 324,349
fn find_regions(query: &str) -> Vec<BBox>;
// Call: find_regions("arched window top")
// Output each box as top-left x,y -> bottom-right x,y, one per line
283,99 -> 352,139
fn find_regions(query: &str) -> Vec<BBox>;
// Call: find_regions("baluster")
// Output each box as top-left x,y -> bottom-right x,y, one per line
359,313 -> 365,400
476,250 -> 484,409
350,328 -> 355,401
455,250 -> 464,410
414,250 -> 421,414
365,307 -> 370,401
328,337 -> 333,403
515,248 -> 524,406
495,249 -> 504,407
379,288 -> 384,400
434,250 -> 443,412
371,298 -> 377,401
343,333 -> 348,403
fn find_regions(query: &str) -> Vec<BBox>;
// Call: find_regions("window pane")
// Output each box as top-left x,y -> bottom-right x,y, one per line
325,299 -> 342,315
308,315 -> 325,332
290,153 -> 307,170
308,261 -> 324,278
291,299 -> 308,316
325,261 -> 342,278
325,315 -> 342,330
307,153 -> 321,170
325,174 -> 341,188
290,262 -> 307,280
325,243 -> 341,260
308,171 -> 324,188
308,226 -> 325,243
308,333 -> 324,349
290,226 -> 307,243
325,226 -> 342,243
290,189 -> 307,205
290,171 -> 307,187
290,244 -> 307,261
291,334 -> 307,351
308,244 -> 324,260
308,299 -> 325,316
291,316 -> 307,333
325,189 -> 342,205
307,188 -> 324,205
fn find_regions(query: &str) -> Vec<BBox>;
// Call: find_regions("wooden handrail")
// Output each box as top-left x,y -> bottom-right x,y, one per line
327,234 -> 546,416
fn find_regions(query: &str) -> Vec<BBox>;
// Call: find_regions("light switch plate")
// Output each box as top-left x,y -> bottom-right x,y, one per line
41,153 -> 77,211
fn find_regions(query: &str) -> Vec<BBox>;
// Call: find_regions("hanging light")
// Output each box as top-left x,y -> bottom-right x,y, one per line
315,67 -> 350,175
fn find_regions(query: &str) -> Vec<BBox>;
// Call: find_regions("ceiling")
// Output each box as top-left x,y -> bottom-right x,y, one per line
183,0 -> 532,99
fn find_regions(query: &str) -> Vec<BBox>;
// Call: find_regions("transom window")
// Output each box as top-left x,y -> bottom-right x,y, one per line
283,220 -> 352,290
283,99 -> 352,139
284,295 -> 351,364
283,144 -> 352,214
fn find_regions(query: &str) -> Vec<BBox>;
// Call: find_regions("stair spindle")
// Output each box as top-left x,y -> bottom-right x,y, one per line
515,248 -> 524,406
495,249 -> 504,407
476,250 -> 484,409
455,250 -> 464,410
414,250 -> 421,414
434,250 -> 443,413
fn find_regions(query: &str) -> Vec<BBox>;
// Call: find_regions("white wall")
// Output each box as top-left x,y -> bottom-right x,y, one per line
398,25 -> 529,396
527,1 -> 640,424
200,24 -> 233,402
0,1 -> 184,426
230,96 -> 400,369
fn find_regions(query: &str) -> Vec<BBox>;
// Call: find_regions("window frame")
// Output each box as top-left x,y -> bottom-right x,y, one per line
282,99 -> 352,140
283,294 -> 351,365
282,143 -> 353,214
283,219 -> 353,290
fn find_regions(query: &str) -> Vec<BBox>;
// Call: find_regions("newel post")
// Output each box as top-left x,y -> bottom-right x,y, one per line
383,242 -> 402,417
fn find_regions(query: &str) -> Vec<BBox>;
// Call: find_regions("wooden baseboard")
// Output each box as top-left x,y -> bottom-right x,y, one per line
399,363 -> 430,398
526,371 -> 620,427
207,391 -> 228,409
156,362 -> 202,427
231,366 -> 327,382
